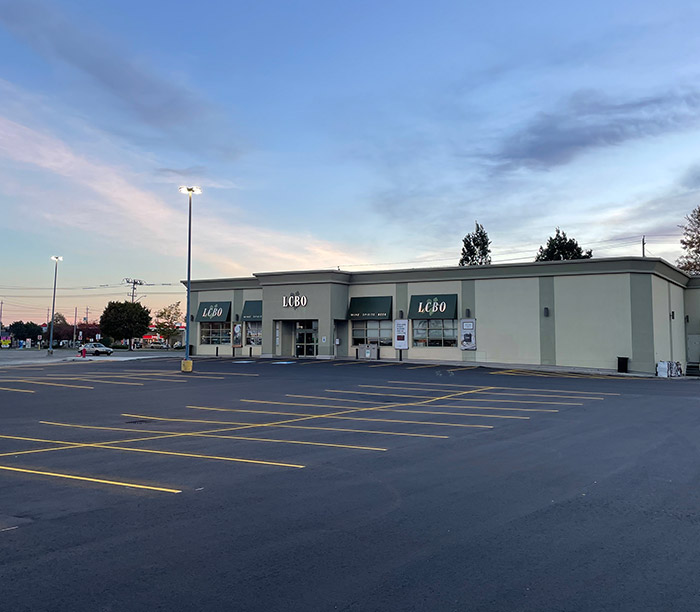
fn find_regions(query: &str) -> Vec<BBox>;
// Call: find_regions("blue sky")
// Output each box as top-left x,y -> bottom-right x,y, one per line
1,0 -> 699,323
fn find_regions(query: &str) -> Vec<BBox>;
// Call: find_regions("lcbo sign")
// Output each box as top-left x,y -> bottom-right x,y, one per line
417,298 -> 448,314
282,292 -> 308,309
202,304 -> 225,319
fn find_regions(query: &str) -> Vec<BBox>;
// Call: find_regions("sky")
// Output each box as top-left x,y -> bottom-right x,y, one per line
1,0 -> 699,324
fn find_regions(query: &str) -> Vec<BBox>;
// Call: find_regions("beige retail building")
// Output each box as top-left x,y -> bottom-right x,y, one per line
187,257 -> 700,374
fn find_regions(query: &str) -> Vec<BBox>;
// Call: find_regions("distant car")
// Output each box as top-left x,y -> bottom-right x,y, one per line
150,341 -> 167,349
80,342 -> 113,356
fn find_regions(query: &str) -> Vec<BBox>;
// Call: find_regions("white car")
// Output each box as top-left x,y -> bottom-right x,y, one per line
80,342 -> 113,356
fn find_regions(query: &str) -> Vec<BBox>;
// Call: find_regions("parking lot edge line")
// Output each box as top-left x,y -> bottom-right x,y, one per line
332,390 -> 581,406
0,465 -> 182,493
120,414 -> 449,438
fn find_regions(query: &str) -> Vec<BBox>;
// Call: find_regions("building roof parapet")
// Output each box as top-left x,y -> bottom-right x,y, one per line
185,257 -> 691,291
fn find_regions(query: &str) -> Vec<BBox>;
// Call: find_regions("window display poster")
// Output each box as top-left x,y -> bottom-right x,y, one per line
394,319 -> 409,350
460,319 -> 476,350
232,323 -> 243,348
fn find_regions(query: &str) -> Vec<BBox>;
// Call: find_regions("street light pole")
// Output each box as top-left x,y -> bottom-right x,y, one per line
48,256 -> 62,355
179,186 -> 201,372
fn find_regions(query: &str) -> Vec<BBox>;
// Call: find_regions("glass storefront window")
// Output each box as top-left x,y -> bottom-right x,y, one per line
351,320 -> 392,346
200,322 -> 231,345
412,319 -> 457,347
245,321 -> 262,346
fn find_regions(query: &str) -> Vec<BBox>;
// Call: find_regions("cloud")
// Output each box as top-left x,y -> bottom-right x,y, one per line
492,88 -> 700,171
0,0 -> 238,158
0,116 -> 364,275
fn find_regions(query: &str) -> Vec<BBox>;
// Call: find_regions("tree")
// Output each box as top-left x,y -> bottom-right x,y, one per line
459,221 -> 492,266
154,301 -> 183,348
99,301 -> 151,349
8,321 -> 43,342
51,312 -> 73,341
535,228 -> 592,261
677,205 -> 700,274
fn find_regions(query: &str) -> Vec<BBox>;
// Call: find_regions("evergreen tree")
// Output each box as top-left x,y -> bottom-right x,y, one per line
677,205 -> 700,274
535,228 -> 592,261
459,221 -> 492,266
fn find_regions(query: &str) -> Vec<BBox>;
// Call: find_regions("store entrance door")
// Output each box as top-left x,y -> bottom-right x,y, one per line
295,320 -> 318,357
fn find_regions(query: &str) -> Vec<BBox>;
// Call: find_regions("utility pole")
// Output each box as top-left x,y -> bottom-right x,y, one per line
85,306 -> 89,324
73,306 -> 77,347
642,235 -> 646,257
0,300 -> 3,329
124,278 -> 145,303
46,307 -> 50,327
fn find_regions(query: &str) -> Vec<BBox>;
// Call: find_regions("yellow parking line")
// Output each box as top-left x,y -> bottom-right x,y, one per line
134,369 -> 260,377
0,433 -> 304,468
447,366 -> 479,372
368,363 -> 399,368
11,379 -> 94,389
121,413 -> 449,438
419,403 -> 558,413
333,362 -> 366,366
0,386 -> 35,394
40,422 -> 387,452
386,380 -> 621,395
405,364 -> 441,369
359,384 -> 603,401
288,394 -> 377,404
325,389 -> 581,405
382,408 -> 528,419
191,404 -> 493,429
38,377 -> 145,386
0,465 -> 182,493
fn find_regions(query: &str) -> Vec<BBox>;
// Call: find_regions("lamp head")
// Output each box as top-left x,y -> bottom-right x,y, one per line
50,256 -> 63,262
179,186 -> 202,195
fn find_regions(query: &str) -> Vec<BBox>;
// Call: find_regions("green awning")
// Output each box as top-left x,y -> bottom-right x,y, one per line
408,294 -> 458,319
347,296 -> 392,320
242,300 -> 262,321
195,301 -> 231,322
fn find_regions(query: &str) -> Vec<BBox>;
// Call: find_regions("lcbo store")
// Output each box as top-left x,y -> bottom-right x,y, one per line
187,257 -> 700,375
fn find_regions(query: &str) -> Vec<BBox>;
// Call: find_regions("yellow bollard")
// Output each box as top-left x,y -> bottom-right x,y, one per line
181,359 -> 193,373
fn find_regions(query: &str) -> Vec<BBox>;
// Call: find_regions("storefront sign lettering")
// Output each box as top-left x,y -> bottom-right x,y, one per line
202,304 -> 225,319
282,292 -> 308,309
417,298 -> 447,314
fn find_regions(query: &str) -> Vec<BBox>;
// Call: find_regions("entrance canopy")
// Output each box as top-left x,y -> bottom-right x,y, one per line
347,296 -> 392,320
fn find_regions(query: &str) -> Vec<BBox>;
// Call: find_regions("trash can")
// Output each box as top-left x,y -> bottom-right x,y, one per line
617,356 -> 629,373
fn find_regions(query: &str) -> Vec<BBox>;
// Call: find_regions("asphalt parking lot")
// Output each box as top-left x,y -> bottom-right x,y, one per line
1,357 -> 700,611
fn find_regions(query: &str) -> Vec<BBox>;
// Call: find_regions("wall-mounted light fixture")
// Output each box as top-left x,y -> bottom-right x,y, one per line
465,308 -> 471,318
671,311 -> 675,319
686,315 -> 690,323
399,309 -> 404,319
235,314 -> 240,322
543,307 -> 550,317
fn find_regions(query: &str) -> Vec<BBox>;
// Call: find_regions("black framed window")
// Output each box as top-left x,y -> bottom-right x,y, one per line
412,319 -> 457,347
200,322 -> 231,345
352,320 -> 392,346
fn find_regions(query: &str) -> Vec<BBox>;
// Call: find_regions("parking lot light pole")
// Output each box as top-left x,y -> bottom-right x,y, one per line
48,256 -> 63,355
179,186 -> 201,372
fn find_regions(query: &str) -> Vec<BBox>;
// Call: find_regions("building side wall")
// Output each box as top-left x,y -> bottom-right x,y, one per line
652,275 -> 672,362
554,274 -> 632,370
473,277 -> 541,364
670,283 -> 686,365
